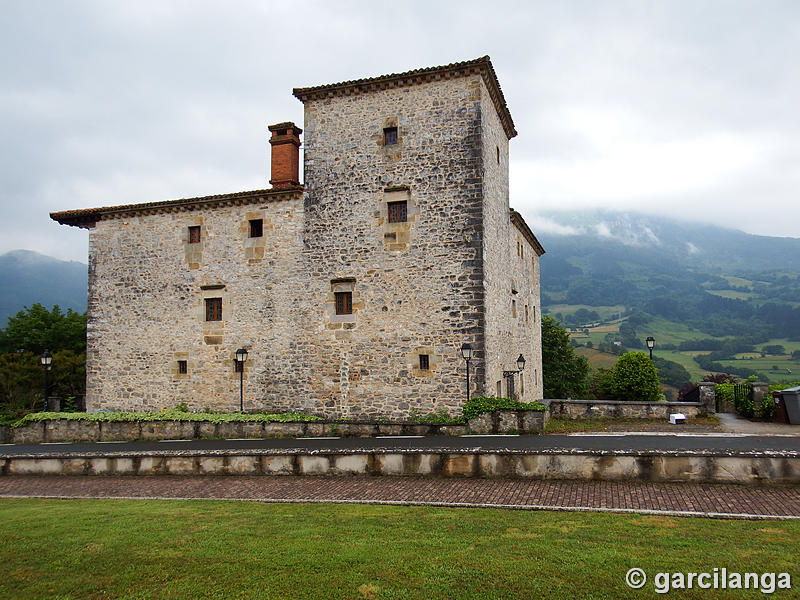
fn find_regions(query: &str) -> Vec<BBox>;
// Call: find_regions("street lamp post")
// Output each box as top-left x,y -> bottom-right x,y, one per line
40,350 -> 53,412
502,354 -> 526,400
234,348 -> 248,412
646,337 -> 655,361
460,343 -> 473,403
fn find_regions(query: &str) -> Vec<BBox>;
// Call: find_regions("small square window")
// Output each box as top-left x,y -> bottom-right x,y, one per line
205,298 -> 222,321
384,127 -> 398,145
178,360 -> 188,374
388,200 -> 407,223
419,354 -> 430,370
249,219 -> 263,238
335,291 -> 352,315
189,226 -> 201,244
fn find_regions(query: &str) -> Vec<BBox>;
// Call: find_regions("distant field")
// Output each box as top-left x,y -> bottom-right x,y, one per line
721,275 -> 756,289
643,316 -> 720,345
706,289 -> 758,301
575,347 -> 617,370
761,339 -> 800,353
716,356 -> 800,383
658,350 -> 708,381
545,304 -> 626,321
564,312 -> 800,383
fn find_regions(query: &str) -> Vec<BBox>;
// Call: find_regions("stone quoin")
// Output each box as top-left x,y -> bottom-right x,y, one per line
51,57 -> 545,419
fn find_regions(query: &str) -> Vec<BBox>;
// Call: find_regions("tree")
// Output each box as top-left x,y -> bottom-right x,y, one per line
762,345 -> 786,356
541,315 -> 589,398
0,304 -> 86,355
0,305 -> 87,417
611,352 -> 662,402
653,356 -> 692,389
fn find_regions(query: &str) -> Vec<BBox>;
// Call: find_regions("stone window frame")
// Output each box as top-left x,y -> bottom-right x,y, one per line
409,346 -> 440,378
242,210 -> 269,263
171,352 -> 191,381
379,187 -> 417,251
183,217 -> 204,270
327,279 -> 359,325
199,285 -> 228,345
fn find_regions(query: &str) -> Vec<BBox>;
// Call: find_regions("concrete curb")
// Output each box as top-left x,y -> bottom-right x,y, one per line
3,448 -> 799,485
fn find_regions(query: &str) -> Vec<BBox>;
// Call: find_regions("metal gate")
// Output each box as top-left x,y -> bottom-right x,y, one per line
734,383 -> 753,417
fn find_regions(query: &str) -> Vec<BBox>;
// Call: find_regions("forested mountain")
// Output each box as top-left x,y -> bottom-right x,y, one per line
0,250 -> 87,326
536,211 -> 800,340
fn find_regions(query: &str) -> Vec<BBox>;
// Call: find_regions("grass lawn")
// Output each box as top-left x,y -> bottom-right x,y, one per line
1,499 -> 798,599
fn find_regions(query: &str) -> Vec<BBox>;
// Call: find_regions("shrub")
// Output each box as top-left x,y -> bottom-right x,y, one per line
610,352 -> 661,402
10,410 -> 324,428
715,383 -> 735,408
462,396 -> 546,420
759,395 -> 776,420
589,368 -> 615,400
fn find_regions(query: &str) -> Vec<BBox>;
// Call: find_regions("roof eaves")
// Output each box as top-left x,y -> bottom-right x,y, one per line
293,56 -> 517,139
50,186 -> 304,229
510,210 -> 545,256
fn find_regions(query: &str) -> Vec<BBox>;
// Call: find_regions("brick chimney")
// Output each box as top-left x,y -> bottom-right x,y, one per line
268,122 -> 302,188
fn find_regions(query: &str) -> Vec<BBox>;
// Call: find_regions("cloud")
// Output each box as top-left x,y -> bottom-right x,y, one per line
1,0 -> 800,265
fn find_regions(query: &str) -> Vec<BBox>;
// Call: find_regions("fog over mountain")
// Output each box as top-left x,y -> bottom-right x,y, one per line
0,250 -> 87,326
531,210 -> 800,273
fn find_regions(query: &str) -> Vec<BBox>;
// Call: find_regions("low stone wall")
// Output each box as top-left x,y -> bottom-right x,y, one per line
6,410 -> 549,444
3,449 -> 798,485
548,400 -> 704,421
466,409 -> 549,434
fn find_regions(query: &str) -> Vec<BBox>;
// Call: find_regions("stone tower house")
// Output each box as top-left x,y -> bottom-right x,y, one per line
52,57 -> 545,419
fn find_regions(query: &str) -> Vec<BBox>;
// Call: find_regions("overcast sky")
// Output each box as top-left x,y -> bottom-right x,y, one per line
2,0 -> 798,263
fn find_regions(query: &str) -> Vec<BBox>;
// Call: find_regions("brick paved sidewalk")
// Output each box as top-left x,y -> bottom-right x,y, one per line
1,475 -> 799,519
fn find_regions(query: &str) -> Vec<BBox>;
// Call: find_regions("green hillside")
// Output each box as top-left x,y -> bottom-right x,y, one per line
536,211 -> 800,387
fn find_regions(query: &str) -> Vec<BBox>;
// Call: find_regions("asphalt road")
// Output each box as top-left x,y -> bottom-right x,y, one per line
3,433 -> 800,456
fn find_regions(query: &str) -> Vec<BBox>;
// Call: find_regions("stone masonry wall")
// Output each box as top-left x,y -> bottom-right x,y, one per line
296,75 -> 489,418
86,192 -> 305,412
479,79 -> 543,401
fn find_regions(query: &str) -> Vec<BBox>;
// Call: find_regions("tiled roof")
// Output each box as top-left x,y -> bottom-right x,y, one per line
511,210 -> 546,256
50,186 -> 303,229
293,56 -> 517,139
